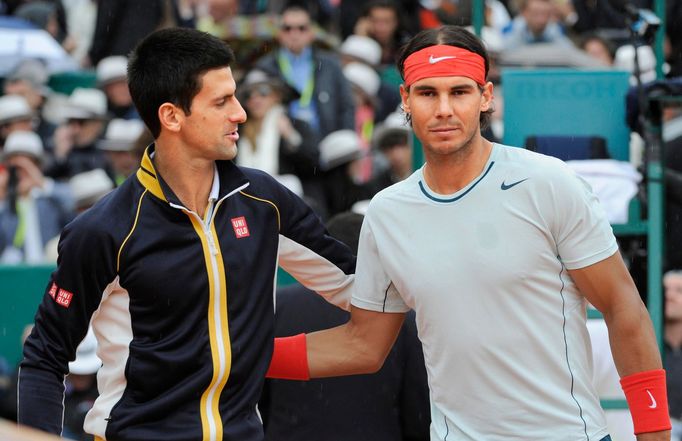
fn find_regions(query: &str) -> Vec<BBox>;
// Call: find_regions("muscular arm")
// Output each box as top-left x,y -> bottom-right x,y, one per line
307,306 -> 405,378
569,251 -> 670,441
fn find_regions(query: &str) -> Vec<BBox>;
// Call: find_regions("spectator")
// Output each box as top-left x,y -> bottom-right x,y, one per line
579,33 -> 616,66
370,120 -> 413,192
357,0 -> 413,67
63,0 -> 97,66
62,327 -> 101,441
236,69 -> 322,205
342,61 -> 382,183
339,34 -> 402,123
88,0 -> 178,66
0,95 -> 34,148
256,4 -> 355,138
663,270 -> 682,441
261,211 -> 430,441
0,131 -> 74,264
318,129 -> 376,217
96,56 -> 139,120
96,119 -> 146,185
43,168 -> 115,262
502,0 -> 574,50
47,88 -> 113,180
3,59 -> 57,150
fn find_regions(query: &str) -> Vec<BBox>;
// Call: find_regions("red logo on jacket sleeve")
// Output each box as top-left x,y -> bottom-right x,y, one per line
55,288 -> 74,308
231,216 -> 250,238
48,282 -> 58,299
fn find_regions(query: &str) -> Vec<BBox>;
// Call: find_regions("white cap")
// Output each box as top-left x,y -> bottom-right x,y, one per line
340,35 -> 382,67
614,44 -> 657,85
0,94 -> 33,124
62,88 -> 109,120
343,62 -> 380,98
318,129 -> 363,170
98,118 -> 145,151
274,174 -> 304,197
69,168 -> 114,209
3,131 -> 44,162
97,55 -> 128,86
69,327 -> 102,375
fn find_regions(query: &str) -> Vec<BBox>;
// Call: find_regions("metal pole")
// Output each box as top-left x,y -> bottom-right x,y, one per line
654,0 -> 666,79
472,0 -> 484,37
644,96 -> 665,348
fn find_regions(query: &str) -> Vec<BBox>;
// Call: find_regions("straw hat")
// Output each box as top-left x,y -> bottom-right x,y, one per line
0,95 -> 34,124
96,55 -> 128,86
62,88 -> 109,120
318,129 -> 363,170
69,168 -> 114,209
98,119 -> 145,152
2,131 -> 44,163
68,327 -> 102,375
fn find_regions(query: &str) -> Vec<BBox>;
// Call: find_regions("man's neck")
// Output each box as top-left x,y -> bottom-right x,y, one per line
423,137 -> 493,195
153,140 -> 214,218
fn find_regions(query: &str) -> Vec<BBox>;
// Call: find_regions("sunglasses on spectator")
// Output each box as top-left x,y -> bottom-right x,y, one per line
281,24 -> 310,32
246,84 -> 275,99
67,119 -> 91,126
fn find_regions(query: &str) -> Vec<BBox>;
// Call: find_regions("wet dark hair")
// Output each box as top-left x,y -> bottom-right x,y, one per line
396,25 -> 493,130
127,27 -> 236,138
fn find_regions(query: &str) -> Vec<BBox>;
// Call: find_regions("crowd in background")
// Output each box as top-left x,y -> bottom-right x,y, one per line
0,0 -> 682,439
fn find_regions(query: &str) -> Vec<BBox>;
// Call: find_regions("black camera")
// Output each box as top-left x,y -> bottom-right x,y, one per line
7,165 -> 18,214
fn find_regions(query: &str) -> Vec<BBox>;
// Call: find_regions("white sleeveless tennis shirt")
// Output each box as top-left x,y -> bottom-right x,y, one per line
352,143 -> 617,440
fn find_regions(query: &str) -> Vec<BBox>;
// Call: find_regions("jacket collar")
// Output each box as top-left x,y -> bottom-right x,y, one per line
136,144 -> 250,205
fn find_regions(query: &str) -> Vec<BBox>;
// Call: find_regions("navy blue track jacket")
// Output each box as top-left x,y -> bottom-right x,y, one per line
18,145 -> 355,441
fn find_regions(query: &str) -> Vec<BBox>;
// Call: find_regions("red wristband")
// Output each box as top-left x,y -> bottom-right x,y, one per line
265,333 -> 310,380
620,368 -> 671,434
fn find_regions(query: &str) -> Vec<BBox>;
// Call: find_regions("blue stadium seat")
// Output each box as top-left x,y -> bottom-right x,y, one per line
524,135 -> 610,161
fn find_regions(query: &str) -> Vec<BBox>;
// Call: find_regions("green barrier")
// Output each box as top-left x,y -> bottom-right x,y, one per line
0,265 -> 54,367
0,265 -> 296,367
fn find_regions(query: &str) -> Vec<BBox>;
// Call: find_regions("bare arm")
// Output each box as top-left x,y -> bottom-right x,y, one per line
307,306 -> 406,378
569,251 -> 670,441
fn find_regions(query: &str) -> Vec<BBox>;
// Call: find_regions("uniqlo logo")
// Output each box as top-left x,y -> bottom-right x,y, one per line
231,216 -> 250,238
48,282 -> 58,299
55,289 -> 73,308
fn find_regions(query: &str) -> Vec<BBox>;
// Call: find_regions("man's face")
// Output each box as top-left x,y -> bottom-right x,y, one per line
105,150 -> 138,178
278,10 -> 314,55
178,66 -> 246,161
383,143 -> 412,178
400,75 -> 492,159
523,0 -> 553,36
368,6 -> 398,45
104,80 -> 133,107
4,80 -> 42,110
664,274 -> 682,322
67,119 -> 105,148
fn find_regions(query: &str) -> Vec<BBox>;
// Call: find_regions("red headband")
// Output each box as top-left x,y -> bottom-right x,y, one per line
403,45 -> 486,87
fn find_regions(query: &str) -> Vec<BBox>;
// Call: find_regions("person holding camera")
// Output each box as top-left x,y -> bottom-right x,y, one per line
0,131 -> 74,264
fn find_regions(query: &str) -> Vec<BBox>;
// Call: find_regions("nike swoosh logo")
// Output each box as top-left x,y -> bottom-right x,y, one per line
646,390 -> 657,409
429,55 -> 457,64
500,178 -> 528,190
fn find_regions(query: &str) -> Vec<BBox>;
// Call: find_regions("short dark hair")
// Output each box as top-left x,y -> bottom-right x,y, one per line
396,26 -> 493,130
127,27 -> 236,138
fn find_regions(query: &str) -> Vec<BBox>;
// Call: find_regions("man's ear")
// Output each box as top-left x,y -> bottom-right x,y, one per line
158,103 -> 183,133
480,81 -> 494,113
399,84 -> 410,114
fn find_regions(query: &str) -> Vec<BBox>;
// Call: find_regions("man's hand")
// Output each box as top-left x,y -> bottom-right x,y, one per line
6,156 -> 45,197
